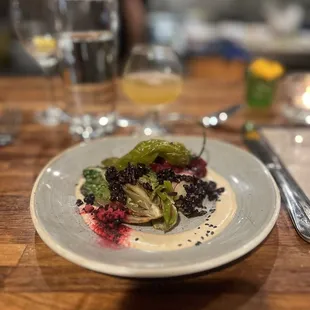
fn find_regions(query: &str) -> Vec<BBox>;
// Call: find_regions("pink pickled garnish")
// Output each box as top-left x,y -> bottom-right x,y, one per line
150,160 -> 172,172
96,207 -> 127,227
151,158 -> 208,178
79,201 -> 131,248
84,205 -> 94,213
188,158 -> 207,178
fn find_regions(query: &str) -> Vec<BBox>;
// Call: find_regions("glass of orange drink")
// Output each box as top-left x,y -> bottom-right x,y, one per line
122,44 -> 183,136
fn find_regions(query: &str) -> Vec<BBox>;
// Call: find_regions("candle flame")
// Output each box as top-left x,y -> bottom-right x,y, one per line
302,92 -> 310,109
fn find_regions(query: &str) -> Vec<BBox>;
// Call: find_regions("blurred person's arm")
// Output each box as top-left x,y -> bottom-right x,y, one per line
121,0 -> 146,48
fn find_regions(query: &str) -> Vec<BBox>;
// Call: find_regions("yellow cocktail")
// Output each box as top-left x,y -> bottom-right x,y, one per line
122,71 -> 182,106
122,44 -> 182,136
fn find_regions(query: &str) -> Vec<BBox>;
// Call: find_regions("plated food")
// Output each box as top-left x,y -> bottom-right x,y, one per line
30,136 -> 280,277
76,139 -> 231,250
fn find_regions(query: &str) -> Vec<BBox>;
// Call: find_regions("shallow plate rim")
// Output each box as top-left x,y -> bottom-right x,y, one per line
30,136 -> 281,278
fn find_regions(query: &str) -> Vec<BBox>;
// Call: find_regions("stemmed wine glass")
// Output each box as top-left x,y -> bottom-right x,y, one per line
11,0 -> 65,126
122,44 -> 183,136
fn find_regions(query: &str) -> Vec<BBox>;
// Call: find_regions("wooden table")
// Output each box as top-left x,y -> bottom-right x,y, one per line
0,77 -> 309,310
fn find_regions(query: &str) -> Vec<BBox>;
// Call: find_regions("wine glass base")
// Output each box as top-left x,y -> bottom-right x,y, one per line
134,124 -> 168,137
35,107 -> 65,126
282,103 -> 310,124
117,116 -> 140,128
69,113 -> 117,140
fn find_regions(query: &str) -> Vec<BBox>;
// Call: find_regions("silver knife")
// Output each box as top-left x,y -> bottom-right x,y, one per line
243,123 -> 310,243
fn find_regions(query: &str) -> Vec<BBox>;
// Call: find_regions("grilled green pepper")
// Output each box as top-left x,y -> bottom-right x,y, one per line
109,139 -> 191,170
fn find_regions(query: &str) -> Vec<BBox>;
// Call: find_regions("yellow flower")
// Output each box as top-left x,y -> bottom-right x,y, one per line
245,130 -> 260,141
33,35 -> 56,53
249,58 -> 284,81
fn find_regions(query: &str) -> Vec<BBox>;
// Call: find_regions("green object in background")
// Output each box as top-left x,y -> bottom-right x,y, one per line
246,71 -> 277,108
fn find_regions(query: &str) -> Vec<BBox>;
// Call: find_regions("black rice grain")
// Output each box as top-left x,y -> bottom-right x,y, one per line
76,199 -> 84,207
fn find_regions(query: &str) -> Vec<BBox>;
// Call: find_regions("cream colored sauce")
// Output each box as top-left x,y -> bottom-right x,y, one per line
76,169 -> 237,252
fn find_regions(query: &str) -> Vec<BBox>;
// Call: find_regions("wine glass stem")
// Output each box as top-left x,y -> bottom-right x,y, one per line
145,109 -> 160,128
43,65 -> 57,108
34,65 -> 65,126
139,109 -> 166,136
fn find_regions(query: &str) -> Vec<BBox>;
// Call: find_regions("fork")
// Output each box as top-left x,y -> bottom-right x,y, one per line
0,107 -> 22,146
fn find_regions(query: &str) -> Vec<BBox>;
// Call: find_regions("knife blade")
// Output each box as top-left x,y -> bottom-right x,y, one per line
242,123 -> 310,243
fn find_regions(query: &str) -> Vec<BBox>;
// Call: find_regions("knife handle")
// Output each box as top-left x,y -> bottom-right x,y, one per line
269,167 -> 310,242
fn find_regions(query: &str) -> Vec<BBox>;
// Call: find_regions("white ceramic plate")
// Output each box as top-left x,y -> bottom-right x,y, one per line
30,136 -> 280,278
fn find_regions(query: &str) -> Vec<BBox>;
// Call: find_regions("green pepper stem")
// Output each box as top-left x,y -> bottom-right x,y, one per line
192,124 -> 207,160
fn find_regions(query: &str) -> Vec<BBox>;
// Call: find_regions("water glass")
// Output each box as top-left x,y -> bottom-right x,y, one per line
11,0 -> 64,126
56,0 -> 118,139
281,73 -> 310,124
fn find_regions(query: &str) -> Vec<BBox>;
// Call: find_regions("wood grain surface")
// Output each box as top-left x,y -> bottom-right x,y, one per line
0,76 -> 309,310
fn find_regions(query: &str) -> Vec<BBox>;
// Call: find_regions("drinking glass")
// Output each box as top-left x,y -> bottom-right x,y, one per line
56,0 -> 119,140
11,0 -> 64,126
122,44 -> 183,136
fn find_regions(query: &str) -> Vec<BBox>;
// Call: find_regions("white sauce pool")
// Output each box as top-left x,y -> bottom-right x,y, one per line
76,168 -> 237,252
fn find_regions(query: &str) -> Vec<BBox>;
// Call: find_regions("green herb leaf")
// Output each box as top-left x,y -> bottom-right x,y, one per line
152,198 -> 178,232
138,171 -> 159,191
81,167 -> 110,205
163,180 -> 174,193
156,189 -> 178,231
83,168 -> 103,184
